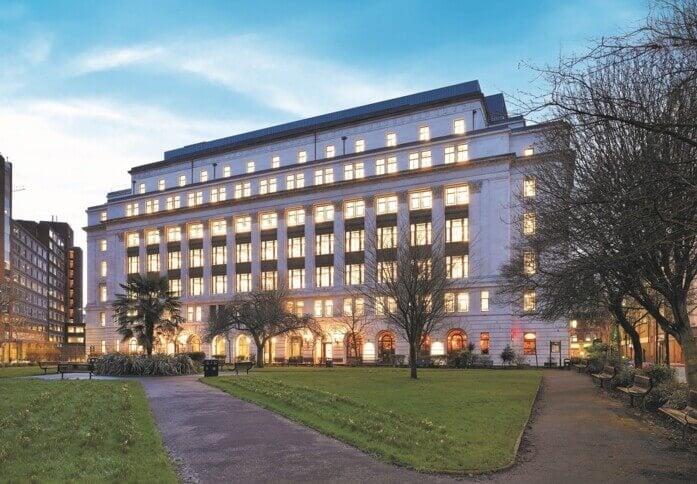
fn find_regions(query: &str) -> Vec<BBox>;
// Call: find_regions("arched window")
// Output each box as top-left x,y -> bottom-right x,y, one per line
189,334 -> 201,353
377,332 -> 395,354
236,335 -> 250,360
447,329 -> 467,353
212,335 -> 226,357
420,334 -> 431,355
289,336 -> 303,358
344,333 -> 364,358
128,338 -> 138,354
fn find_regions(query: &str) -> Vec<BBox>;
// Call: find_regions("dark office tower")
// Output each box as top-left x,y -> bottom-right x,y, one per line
0,154 -> 11,281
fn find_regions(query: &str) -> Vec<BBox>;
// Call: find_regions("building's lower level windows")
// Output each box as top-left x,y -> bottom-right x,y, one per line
288,268 -> 305,289
168,279 -> 181,297
480,332 -> 490,354
212,275 -> 227,294
444,292 -> 469,312
99,311 -> 106,327
189,277 -> 204,296
446,255 -> 468,279
147,253 -> 160,272
445,218 -> 468,242
343,297 -> 364,316
168,251 -> 181,270
237,273 -> 251,293
480,290 -> 490,312
99,284 -> 107,302
523,332 -> 537,355
261,271 -> 278,290
286,300 -> 305,317
523,290 -> 536,311
315,266 -> 334,287
101,340 -> 107,354
314,299 -> 333,317
288,237 -> 305,258
187,305 -> 203,322
344,263 -> 364,285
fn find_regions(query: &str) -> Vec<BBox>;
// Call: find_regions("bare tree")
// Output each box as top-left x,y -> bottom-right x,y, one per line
335,297 -> 373,364
0,277 -> 40,364
361,225 -> 448,379
207,286 -> 317,368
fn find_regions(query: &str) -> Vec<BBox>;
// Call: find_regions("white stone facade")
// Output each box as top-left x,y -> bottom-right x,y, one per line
84,81 -> 568,365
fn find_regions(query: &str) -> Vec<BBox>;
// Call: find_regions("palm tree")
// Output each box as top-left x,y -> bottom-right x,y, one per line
112,274 -> 183,356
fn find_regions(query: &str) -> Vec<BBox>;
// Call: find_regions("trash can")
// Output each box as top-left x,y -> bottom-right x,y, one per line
325,359 -> 333,368
203,358 -> 219,377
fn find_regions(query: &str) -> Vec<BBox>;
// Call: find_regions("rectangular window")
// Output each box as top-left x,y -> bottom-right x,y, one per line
480,332 -> 490,354
100,261 -> 107,277
223,165 -> 231,177
376,156 -> 397,175
286,173 -> 305,190
261,240 -> 277,260
261,271 -> 278,291
211,219 -> 227,236
386,132 -> 397,147
100,211 -> 107,222
524,291 -> 536,312
524,146 -> 535,157
409,190 -> 432,210
344,162 -> 365,180
314,204 -> 334,223
344,200 -> 365,219
212,246 -> 227,265
445,218 -> 469,243
99,239 -> 107,251
178,174 -> 186,187
345,230 -> 364,252
287,208 -> 305,226
444,146 -> 455,164
189,277 -> 204,296
314,299 -> 334,317
158,179 -> 165,191
288,237 -> 305,258
125,203 -> 139,217
145,199 -> 159,214
457,292 -> 470,312
314,168 -> 334,185
127,256 -> 139,274
259,177 -> 277,195
523,213 -> 536,235
147,253 -> 160,272
524,177 -> 536,197
260,212 -> 277,230
410,222 -> 432,245
99,284 -> 107,302
343,297 -> 365,316
325,145 -> 335,158
187,306 -> 203,322
169,279 -> 181,297
524,251 -> 536,275
344,263 -> 364,285
375,296 -> 396,315
457,144 -> 468,162
523,333 -> 537,355
235,216 -> 251,233
234,182 -> 251,199
298,150 -> 307,164
167,226 -> 181,242
289,268 -> 305,289
126,232 -> 140,247
376,195 -> 398,214
146,229 -> 160,245
377,261 -> 396,283
377,226 -> 397,249
446,255 -> 469,279
454,118 -> 465,135
166,195 -> 181,210
236,273 -> 251,293
210,186 -> 227,202
189,248 -> 203,268
445,185 -> 469,206
481,290 -> 490,312
315,233 -> 334,255
418,126 -> 430,141
445,292 -> 455,313
138,183 -> 145,194
188,223 -> 203,239
200,170 -> 208,183
188,191 -> 203,207
355,139 -> 365,153
99,312 -> 106,327
168,251 -> 181,270
315,266 -> 334,287
246,160 -> 255,173
236,243 -> 251,263
272,155 -> 280,168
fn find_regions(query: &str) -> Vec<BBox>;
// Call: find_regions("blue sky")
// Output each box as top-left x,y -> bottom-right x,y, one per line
0,0 -> 646,250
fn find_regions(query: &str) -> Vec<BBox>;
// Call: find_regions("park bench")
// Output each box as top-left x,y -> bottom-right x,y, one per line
617,374 -> 653,407
38,361 -> 60,374
591,365 -> 616,389
273,357 -> 286,366
233,361 -> 254,375
658,390 -> 697,439
58,362 -> 93,379
573,359 -> 589,373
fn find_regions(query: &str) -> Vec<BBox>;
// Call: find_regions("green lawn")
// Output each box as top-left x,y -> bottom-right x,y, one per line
0,366 -> 45,378
204,367 -> 541,473
0,378 -> 177,482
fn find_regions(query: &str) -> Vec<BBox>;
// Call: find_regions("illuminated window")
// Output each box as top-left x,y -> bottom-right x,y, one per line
246,160 -> 255,173
167,226 -> 181,242
158,179 -> 165,191
125,203 -> 139,217
234,182 -> 251,199
314,168 -> 334,185
446,255 -> 468,278
286,173 -> 304,190
272,155 -> 280,168
344,263 -> 364,285
99,312 -> 106,327
524,251 -> 536,275
345,200 -> 365,219
126,232 -> 139,247
212,246 -> 227,265
169,279 -> 181,297
298,150 -> 307,164
260,212 -> 277,230
315,266 -> 334,287
386,132 -> 397,147
409,190 -> 432,210
325,145 -> 335,158
210,186 -> 226,202
445,218 -> 468,243
188,191 -> 203,207
260,177 -> 277,194
200,170 -> 208,183
409,151 -> 432,170
288,268 -> 305,289
523,213 -> 536,235
314,204 -> 334,223
99,239 -> 107,251
147,253 -> 160,272
444,146 -> 455,164
376,156 -> 397,175
523,333 -> 537,355
480,332 -> 490,354
377,226 -> 397,249
315,233 -> 334,255
236,243 -> 251,263
189,248 -> 203,267
99,284 -> 107,302
261,271 -> 278,290
524,177 -> 536,197
223,165 -> 231,177
286,300 -> 305,317
481,290 -> 490,312
343,297 -> 365,316
355,139 -> 365,153
287,208 -> 305,226
344,162 -> 365,180
377,261 -> 396,283
188,223 -> 203,239
100,261 -> 107,277
410,222 -> 432,245
189,277 -> 204,296
138,183 -> 145,194
144,230 -> 158,245
345,230 -> 364,252
166,195 -> 181,210
145,199 -> 159,214
524,290 -> 536,311
235,216 -> 251,233
376,195 -> 398,214
168,251 -> 181,270
377,331 -> 395,351
187,306 -> 203,322
127,256 -> 139,274
178,174 -> 186,187
261,240 -> 277,260
375,297 -> 397,315
288,237 -> 305,258
418,126 -> 430,141
524,146 -> 534,156
445,185 -> 469,206
100,211 -> 107,222
211,219 -> 227,236
314,299 -> 333,317
453,118 -> 465,135
236,273 -> 251,293
447,329 -> 467,352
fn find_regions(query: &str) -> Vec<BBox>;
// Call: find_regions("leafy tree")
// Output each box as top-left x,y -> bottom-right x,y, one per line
112,274 -> 183,356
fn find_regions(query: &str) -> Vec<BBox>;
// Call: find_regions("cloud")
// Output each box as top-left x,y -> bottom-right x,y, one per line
20,34 -> 52,64
72,35 -> 413,118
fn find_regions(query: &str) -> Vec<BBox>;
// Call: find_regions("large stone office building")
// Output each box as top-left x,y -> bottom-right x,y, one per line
84,81 -> 568,364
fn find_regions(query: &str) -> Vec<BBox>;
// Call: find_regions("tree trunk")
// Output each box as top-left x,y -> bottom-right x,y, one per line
409,341 -> 418,379
610,302 -> 643,368
255,341 -> 265,368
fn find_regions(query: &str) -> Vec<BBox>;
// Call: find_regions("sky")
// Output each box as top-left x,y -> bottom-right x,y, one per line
0,0 -> 648,255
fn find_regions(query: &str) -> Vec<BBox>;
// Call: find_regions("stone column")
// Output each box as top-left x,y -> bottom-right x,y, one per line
250,211 -> 260,290
397,191 -> 410,238
180,223 -> 189,297
227,216 -> 236,295
363,195 -> 376,287
276,209 -> 288,286
431,185 -> 445,257
333,200 -> 345,288
158,226 -> 167,276
138,229 -> 146,276
468,180 -> 483,278
304,204 -> 315,289
202,220 -> 212,296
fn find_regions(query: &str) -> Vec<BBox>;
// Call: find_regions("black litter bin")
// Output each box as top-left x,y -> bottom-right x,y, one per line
203,358 -> 219,377
325,359 -> 333,368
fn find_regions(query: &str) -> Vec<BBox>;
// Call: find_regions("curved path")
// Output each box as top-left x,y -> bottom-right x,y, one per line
139,371 -> 697,483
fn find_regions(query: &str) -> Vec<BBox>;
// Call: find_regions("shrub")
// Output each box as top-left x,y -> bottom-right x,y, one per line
610,367 -> 636,389
500,346 -> 516,365
94,353 -> 199,376
644,364 -> 675,385
643,380 -> 685,411
181,351 -> 206,363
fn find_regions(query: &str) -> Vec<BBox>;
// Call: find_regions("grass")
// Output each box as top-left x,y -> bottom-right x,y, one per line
0,378 -> 177,482
0,366 -> 45,378
204,367 -> 541,473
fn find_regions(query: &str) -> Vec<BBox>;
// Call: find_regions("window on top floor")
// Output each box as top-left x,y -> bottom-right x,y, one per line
314,168 -> 333,185
355,139 -> 365,153
272,155 -> 280,168
178,174 -> 186,187
260,177 -> 277,195
246,160 -> 255,173
298,150 -> 307,164
386,132 -> 397,147
287,208 -> 305,226
376,156 -> 397,175
138,183 -> 145,194
376,195 -> 398,214
409,190 -> 432,210
454,118 -> 465,135
445,185 -> 469,206
100,211 -> 107,222
125,203 -> 139,217
234,182 -> 251,199
418,126 -> 430,142
524,146 -> 535,157
325,145 -> 335,158
260,212 -> 277,230
524,177 -> 536,197
314,204 -> 334,223
200,170 -> 208,183
344,162 -> 364,180
158,179 -> 165,191
344,199 -> 365,219
235,216 -> 251,233
286,173 -> 304,190
223,165 -> 231,177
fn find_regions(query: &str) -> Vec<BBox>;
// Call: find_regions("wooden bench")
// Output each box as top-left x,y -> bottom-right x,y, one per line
617,375 -> 653,407
39,361 -> 60,374
573,360 -> 589,373
233,361 -> 254,375
659,390 -> 697,439
58,362 -> 93,379
591,365 -> 616,388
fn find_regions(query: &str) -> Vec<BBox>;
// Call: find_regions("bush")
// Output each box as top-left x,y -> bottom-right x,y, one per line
94,353 -> 199,376
610,367 -> 636,389
643,380 -> 686,411
644,364 -> 675,385
500,346 -> 516,365
181,351 -> 206,363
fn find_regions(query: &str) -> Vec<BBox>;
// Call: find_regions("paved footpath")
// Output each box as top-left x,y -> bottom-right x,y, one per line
139,371 -> 697,484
